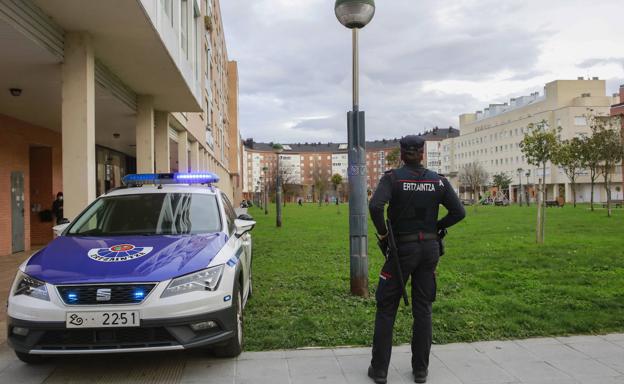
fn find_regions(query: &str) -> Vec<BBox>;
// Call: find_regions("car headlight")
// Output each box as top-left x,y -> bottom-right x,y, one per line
12,271 -> 49,301
161,265 -> 224,298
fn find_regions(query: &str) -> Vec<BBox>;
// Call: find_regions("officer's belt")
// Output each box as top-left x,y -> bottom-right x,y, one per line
396,232 -> 438,243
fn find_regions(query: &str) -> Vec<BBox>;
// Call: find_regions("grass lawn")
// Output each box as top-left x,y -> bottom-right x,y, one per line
243,202 -> 624,351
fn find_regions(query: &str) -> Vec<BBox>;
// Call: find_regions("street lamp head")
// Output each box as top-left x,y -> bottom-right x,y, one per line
335,0 -> 375,29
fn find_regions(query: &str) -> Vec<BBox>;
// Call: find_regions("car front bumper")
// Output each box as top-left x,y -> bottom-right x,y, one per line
7,306 -> 236,355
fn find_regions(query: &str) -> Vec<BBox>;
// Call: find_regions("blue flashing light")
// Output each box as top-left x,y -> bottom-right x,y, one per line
133,289 -> 145,301
123,172 -> 219,186
67,292 -> 78,303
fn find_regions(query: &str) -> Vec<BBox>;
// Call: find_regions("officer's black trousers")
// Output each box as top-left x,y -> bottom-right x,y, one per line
371,240 -> 440,374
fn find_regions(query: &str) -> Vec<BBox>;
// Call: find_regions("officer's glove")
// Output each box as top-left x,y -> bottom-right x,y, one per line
437,228 -> 448,257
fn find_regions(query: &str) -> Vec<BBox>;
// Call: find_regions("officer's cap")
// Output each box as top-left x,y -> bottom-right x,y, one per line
399,135 -> 425,152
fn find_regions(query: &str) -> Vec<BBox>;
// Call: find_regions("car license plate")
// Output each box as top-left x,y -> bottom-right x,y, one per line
66,311 -> 140,328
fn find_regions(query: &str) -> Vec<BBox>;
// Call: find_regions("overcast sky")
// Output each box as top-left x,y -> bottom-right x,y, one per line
220,0 -> 624,143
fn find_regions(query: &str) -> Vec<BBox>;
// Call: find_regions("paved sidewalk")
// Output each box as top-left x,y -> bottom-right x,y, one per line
0,334 -> 622,383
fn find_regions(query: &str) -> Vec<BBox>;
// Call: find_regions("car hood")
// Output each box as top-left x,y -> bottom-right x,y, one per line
25,233 -> 228,284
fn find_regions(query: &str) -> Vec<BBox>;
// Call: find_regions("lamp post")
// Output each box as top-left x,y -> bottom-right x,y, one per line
273,144 -> 283,227
262,166 -> 269,215
517,168 -> 524,206
525,170 -> 531,207
334,0 -> 375,297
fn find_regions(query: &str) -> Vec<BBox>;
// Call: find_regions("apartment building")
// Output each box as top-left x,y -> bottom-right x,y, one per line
241,128 -> 459,201
0,0 -> 241,256
441,79 -> 620,202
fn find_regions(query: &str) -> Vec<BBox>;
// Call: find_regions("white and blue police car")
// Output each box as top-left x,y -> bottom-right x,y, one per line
7,173 -> 255,363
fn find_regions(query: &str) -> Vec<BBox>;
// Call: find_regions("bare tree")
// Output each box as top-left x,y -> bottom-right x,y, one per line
458,162 -> 489,206
552,137 -> 586,208
311,157 -> 329,206
592,115 -> 623,217
520,120 -> 558,244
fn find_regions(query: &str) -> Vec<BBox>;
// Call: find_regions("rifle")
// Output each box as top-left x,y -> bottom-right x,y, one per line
385,219 -> 409,306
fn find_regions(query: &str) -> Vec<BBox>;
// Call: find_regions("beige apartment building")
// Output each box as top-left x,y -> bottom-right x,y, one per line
441,78 -> 621,203
0,0 -> 241,256
241,128 -> 459,202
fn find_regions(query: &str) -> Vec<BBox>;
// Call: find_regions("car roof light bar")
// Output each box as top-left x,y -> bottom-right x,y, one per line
122,172 -> 220,186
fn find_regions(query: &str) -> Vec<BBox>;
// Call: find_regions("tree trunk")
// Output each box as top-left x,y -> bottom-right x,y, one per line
536,183 -> 543,244
604,166 -> 611,217
541,164 -> 546,243
590,171 -> 595,211
571,179 -> 576,208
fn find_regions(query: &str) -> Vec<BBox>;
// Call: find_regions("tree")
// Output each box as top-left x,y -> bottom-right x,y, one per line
592,115 -> 623,217
331,174 -> 343,198
520,120 -> 558,244
552,137 -> 586,208
385,147 -> 401,169
491,173 -> 513,197
331,173 -> 343,212
458,162 -> 489,206
311,157 -> 329,206
581,114 -> 609,211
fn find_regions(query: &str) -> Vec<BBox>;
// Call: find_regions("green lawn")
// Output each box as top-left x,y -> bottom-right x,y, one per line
243,203 -> 624,351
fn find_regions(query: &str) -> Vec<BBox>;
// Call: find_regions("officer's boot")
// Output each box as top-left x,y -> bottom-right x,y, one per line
367,365 -> 387,384
413,369 -> 428,383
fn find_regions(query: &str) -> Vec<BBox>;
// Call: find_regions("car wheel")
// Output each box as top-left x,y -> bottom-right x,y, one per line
15,351 -> 47,364
214,283 -> 243,358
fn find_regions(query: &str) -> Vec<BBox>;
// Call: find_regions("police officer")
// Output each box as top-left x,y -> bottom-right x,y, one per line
367,135 -> 465,383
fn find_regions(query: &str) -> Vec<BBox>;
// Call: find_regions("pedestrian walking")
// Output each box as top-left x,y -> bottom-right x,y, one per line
51,192 -> 64,224
367,135 -> 465,383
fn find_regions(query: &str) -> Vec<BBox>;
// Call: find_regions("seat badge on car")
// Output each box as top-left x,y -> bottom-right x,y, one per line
87,244 -> 154,262
96,288 -> 112,302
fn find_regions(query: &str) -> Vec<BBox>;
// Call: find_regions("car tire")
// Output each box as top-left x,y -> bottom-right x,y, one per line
214,283 -> 243,358
15,351 -> 47,364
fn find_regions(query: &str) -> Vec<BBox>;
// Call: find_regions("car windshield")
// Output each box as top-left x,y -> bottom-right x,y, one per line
66,193 -> 221,236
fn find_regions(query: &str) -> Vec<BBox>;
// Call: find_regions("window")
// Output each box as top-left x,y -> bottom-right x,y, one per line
161,0 -> 173,26
181,0 -> 189,59
574,116 -> 587,126
67,194 -> 221,236
221,194 -> 237,235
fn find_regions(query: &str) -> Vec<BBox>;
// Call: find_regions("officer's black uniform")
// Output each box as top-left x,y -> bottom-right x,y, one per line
368,135 -> 465,382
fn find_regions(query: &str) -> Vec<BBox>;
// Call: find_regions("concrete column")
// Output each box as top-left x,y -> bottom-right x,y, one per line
199,148 -> 206,171
154,112 -> 170,173
136,96 -> 155,173
62,32 -> 95,219
189,140 -> 200,171
178,130 -> 189,173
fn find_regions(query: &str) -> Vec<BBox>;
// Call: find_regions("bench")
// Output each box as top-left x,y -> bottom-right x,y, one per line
545,200 -> 559,207
602,200 -> 623,208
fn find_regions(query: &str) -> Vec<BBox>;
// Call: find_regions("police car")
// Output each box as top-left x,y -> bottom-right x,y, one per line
7,173 -> 255,363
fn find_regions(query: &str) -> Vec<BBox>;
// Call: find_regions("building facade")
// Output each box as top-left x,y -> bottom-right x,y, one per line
241,128 -> 459,202
0,0 -> 241,256
441,79 -> 620,203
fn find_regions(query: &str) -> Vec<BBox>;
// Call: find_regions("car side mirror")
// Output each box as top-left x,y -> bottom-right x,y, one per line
234,219 -> 256,238
52,221 -> 71,237
237,213 -> 254,221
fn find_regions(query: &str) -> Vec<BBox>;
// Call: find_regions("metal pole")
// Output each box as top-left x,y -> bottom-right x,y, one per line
347,27 -> 368,297
276,154 -> 282,227
352,28 -> 359,110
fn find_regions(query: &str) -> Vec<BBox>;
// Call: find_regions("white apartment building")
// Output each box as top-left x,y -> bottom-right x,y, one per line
442,79 -> 620,203
0,0 -> 241,256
